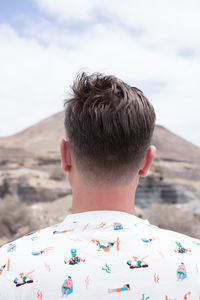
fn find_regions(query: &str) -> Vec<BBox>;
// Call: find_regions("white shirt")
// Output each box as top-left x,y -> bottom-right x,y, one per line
0,210 -> 200,300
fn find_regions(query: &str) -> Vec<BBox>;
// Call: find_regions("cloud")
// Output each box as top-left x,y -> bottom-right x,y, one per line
34,0 -> 200,46
0,0 -> 200,146
34,0 -> 101,22
0,24 -> 73,136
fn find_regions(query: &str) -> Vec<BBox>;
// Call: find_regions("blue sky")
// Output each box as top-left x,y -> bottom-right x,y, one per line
0,0 -> 200,147
0,0 -> 37,17
0,0 -> 40,30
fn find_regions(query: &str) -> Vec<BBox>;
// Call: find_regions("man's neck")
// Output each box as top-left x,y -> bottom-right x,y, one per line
71,176 -> 138,215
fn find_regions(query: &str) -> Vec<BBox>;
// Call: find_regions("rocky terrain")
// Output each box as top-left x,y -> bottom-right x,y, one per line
0,111 -> 200,246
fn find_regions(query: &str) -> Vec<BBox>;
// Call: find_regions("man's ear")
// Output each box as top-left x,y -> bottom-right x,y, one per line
138,145 -> 156,177
60,139 -> 72,172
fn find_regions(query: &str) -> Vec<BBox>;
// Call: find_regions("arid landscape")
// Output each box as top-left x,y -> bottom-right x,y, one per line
0,111 -> 200,246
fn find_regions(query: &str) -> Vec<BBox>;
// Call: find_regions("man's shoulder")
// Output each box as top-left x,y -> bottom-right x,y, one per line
150,223 -> 200,243
142,221 -> 200,257
0,216 -> 200,299
0,223 -> 58,258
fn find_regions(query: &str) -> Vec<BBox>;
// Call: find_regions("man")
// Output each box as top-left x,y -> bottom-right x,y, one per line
0,72 -> 199,299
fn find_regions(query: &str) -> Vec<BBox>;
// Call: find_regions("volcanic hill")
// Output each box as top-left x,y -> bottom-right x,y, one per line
0,111 -> 200,163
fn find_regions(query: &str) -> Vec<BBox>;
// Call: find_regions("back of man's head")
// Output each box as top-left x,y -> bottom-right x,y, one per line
64,72 -> 156,184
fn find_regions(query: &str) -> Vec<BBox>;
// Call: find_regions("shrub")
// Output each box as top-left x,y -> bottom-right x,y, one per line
0,195 -> 34,245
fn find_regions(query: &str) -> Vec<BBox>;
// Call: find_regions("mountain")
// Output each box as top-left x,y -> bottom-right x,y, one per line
152,125 -> 200,163
0,111 -> 200,163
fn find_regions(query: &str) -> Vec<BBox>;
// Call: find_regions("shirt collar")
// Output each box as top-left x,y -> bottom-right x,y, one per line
60,210 -> 150,230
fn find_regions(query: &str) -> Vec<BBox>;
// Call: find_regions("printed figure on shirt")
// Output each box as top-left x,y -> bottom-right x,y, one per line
192,240 -> 200,246
0,259 -> 10,275
53,229 -> 74,235
14,270 -> 34,287
183,292 -> 192,300
7,243 -> 16,253
92,238 -> 120,252
0,264 -> 6,275
108,284 -> 130,293
98,221 -> 107,228
141,237 -> 158,243
127,256 -> 149,269
113,222 -> 123,230
141,294 -> 150,300
177,262 -> 187,281
102,263 -> 111,273
32,247 -> 53,256
64,248 -> 85,265
61,276 -> 73,297
174,242 -> 191,254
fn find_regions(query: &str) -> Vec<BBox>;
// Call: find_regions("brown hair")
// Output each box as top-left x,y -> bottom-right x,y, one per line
64,72 -> 156,183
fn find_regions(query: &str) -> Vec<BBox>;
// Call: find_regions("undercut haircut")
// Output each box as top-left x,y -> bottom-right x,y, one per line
64,72 -> 156,184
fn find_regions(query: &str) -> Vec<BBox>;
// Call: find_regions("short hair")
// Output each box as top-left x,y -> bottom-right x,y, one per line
64,72 -> 156,184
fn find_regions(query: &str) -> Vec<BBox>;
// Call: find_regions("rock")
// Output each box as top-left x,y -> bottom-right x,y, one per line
0,168 -> 72,204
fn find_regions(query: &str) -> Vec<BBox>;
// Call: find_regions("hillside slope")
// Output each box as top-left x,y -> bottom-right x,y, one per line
0,111 -> 200,163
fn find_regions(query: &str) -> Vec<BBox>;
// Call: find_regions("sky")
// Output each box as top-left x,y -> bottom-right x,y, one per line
0,0 -> 200,146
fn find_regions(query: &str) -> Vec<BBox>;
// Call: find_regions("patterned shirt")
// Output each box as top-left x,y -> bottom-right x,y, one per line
0,210 -> 200,299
